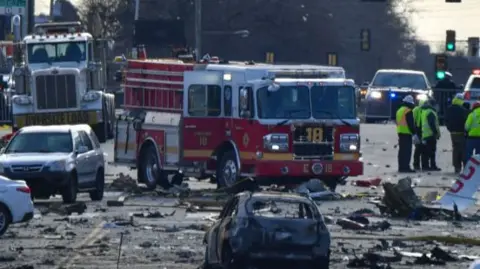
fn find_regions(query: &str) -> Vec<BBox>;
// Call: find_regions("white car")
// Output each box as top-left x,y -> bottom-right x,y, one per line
0,176 -> 34,236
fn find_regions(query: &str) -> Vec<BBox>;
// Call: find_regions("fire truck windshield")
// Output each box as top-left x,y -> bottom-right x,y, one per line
257,85 -> 310,119
27,41 -> 86,64
371,72 -> 427,89
311,85 -> 356,119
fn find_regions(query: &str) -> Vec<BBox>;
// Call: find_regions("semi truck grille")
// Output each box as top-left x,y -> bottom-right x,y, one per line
292,125 -> 334,159
35,74 -> 77,110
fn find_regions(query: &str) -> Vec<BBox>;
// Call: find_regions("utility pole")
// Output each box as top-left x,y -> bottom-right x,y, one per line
194,0 -> 202,61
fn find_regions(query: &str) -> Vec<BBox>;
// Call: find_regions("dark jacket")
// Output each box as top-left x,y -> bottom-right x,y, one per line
445,98 -> 469,133
427,105 -> 439,138
435,78 -> 457,89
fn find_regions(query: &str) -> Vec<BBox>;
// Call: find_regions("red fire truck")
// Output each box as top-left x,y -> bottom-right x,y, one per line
113,55 -> 363,191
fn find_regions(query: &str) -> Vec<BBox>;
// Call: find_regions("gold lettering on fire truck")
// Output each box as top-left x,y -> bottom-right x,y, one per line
303,164 -> 309,173
325,164 -> 332,173
243,133 -> 249,147
195,132 -> 211,147
306,127 -> 323,143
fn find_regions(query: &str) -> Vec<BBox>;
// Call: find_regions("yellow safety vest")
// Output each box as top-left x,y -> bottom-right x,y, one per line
412,106 -> 422,127
465,109 -> 480,137
421,108 -> 440,139
396,106 -> 412,134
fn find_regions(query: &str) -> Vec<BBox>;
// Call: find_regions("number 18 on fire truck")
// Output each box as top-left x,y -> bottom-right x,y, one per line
114,55 -> 363,191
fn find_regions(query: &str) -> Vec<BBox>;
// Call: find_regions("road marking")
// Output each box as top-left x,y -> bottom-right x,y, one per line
56,220 -> 108,269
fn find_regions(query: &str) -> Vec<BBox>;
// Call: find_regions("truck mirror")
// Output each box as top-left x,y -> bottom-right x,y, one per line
240,88 -> 248,110
114,70 -> 122,82
239,88 -> 251,118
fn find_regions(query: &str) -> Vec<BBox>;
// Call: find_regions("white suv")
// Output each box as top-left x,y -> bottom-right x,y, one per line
0,124 -> 105,203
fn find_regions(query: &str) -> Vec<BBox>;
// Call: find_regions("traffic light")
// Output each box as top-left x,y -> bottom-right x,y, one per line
360,29 -> 370,51
435,54 -> 448,80
446,30 -> 456,51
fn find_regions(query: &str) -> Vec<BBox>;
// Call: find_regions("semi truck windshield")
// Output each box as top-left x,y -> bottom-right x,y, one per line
27,41 -> 86,64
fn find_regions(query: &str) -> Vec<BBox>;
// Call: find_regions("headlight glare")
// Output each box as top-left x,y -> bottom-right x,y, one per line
48,160 -> 66,171
370,91 -> 382,99
82,91 -> 101,102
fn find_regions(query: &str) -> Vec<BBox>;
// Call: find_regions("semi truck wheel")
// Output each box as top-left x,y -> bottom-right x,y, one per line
216,151 -> 239,188
94,107 -> 108,143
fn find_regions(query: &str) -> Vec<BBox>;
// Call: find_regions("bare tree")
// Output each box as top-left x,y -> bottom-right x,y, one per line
78,0 -> 132,39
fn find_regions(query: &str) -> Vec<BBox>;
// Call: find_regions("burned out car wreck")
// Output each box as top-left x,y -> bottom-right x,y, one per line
203,191 -> 330,269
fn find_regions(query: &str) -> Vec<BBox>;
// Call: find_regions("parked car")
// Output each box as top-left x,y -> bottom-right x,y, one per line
203,191 -> 330,269
0,124 -> 106,203
0,176 -> 34,236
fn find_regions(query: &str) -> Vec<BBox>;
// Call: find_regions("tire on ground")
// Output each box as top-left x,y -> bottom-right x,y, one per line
61,172 -> 78,204
89,168 -> 105,201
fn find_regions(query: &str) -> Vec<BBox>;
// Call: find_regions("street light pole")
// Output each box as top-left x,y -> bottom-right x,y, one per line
194,0 -> 202,61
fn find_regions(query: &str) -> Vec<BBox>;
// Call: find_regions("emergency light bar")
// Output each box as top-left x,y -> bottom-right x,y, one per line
473,69 -> 480,75
34,21 -> 82,35
269,68 -> 345,79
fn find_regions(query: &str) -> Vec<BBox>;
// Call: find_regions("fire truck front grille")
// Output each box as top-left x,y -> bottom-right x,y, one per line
35,74 -> 77,110
292,126 -> 334,159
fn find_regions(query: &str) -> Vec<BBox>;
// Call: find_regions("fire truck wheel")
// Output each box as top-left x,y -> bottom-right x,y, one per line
217,151 -> 239,187
139,144 -> 166,190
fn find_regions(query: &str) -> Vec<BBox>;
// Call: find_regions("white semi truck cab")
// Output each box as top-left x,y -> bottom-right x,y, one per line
11,20 -> 115,142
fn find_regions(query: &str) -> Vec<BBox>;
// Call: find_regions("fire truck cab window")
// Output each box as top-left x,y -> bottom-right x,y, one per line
188,84 -> 221,116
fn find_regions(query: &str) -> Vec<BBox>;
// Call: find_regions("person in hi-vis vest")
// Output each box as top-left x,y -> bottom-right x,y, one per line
412,99 -> 426,170
396,95 -> 416,173
465,102 -> 480,164
420,99 -> 441,171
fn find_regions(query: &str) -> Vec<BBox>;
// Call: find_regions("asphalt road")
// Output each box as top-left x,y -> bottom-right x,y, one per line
0,124 -> 479,269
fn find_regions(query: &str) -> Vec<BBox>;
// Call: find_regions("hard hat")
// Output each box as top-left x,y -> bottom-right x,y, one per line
402,95 -> 415,104
454,93 -> 464,100
468,260 -> 480,269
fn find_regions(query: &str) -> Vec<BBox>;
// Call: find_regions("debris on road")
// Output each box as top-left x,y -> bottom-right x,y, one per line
131,210 -> 176,218
351,177 -> 382,188
370,177 -> 470,220
108,173 -> 140,192
38,202 -> 87,216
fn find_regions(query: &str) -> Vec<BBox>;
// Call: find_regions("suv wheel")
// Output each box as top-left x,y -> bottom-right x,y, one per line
89,169 -> 105,201
61,173 -> 78,204
0,204 -> 11,236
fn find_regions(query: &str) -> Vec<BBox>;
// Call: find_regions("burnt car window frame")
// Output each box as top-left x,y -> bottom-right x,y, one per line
219,196 -> 237,218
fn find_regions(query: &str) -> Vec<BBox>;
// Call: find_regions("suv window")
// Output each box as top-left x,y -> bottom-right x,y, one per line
79,131 -> 93,150
89,130 -> 101,148
471,77 -> 480,88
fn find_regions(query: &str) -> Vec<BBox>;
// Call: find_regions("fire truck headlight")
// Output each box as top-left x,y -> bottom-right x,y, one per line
12,95 -> 31,105
416,94 -> 428,101
82,91 -> 101,102
263,133 -> 289,152
340,133 -> 360,152
369,91 -> 382,99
